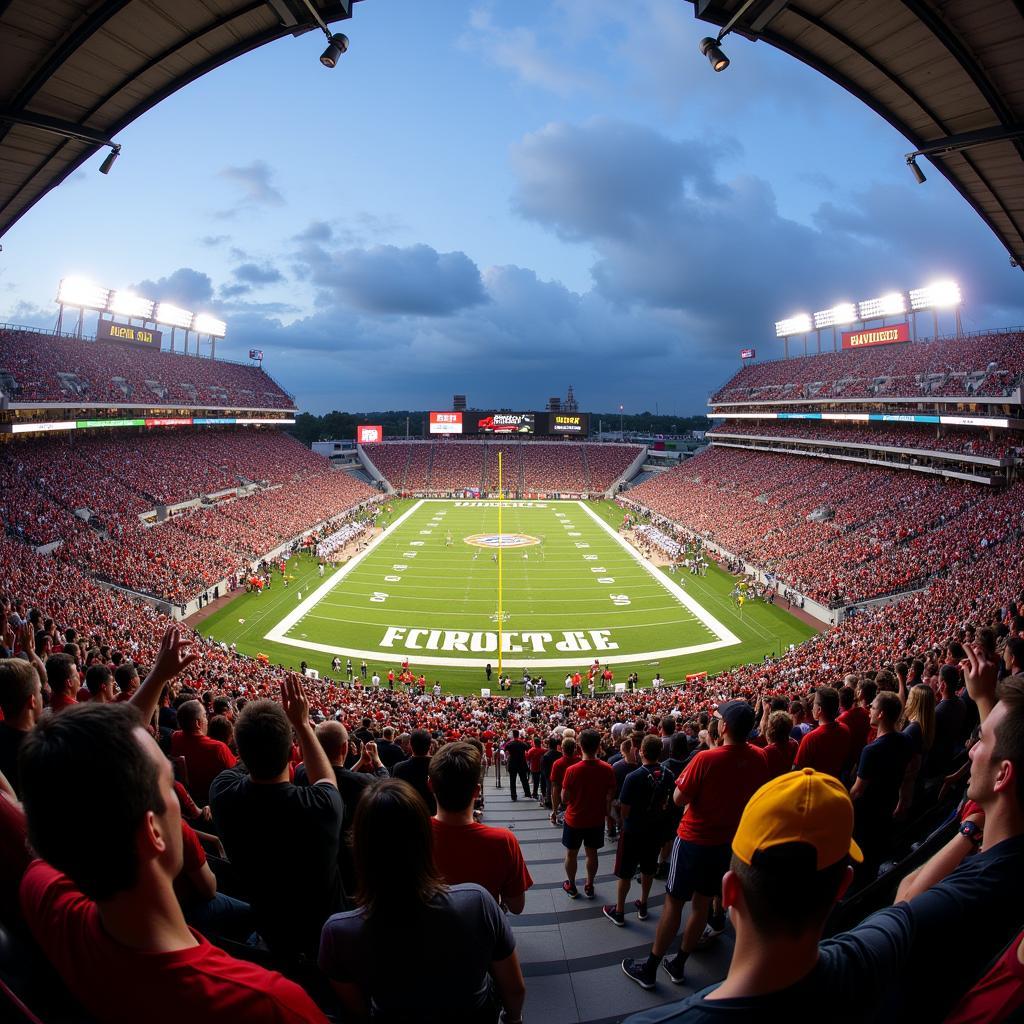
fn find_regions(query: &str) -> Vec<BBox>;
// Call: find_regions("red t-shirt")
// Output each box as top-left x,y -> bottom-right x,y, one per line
525,746 -> 545,772
49,692 -> 78,713
20,860 -> 328,1024
561,758 -> 616,829
945,928 -> 1024,1023
0,794 -> 29,927
838,705 -> 871,761
762,738 -> 798,779
431,819 -> 534,904
172,822 -> 208,906
676,743 -> 771,846
550,753 -> 581,788
170,732 -> 238,804
794,721 -> 852,779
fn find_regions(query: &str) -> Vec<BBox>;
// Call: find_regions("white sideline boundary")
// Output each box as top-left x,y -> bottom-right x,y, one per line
264,499 -> 742,668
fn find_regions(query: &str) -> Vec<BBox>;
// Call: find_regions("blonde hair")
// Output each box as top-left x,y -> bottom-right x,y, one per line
901,684 -> 936,752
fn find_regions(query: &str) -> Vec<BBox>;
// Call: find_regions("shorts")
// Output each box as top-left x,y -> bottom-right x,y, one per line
562,823 -> 604,851
665,837 -> 730,901
614,831 -> 660,880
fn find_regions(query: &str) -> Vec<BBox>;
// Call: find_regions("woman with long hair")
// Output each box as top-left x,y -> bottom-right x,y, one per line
318,778 -> 526,1023
895,684 -> 936,820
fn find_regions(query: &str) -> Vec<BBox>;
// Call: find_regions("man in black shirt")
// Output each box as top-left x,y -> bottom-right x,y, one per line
539,735 -> 561,808
929,664 -> 967,779
503,729 -> 530,801
295,720 -> 386,900
391,728 -> 435,813
0,657 -> 42,797
375,726 -> 406,770
211,675 -> 343,962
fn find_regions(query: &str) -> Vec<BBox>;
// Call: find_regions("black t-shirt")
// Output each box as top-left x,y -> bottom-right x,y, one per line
0,724 -> 27,798
209,766 -> 344,958
375,740 -> 406,769
504,740 -> 528,768
619,764 -> 671,834
392,756 -> 436,813
855,731 -> 912,834
612,757 -> 636,799
540,748 -> 560,781
929,697 -> 966,778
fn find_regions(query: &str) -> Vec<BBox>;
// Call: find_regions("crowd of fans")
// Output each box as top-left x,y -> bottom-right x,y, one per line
627,446 -> 1022,606
710,420 -> 1022,461
0,328 -> 294,408
711,330 -> 1024,404
362,441 -> 642,496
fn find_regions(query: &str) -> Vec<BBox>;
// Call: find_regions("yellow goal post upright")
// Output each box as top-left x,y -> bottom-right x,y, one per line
497,450 -> 503,678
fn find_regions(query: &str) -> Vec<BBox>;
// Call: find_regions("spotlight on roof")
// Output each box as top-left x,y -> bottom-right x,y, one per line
906,156 -> 926,185
699,37 -> 730,73
320,33 -> 349,68
98,145 -> 121,175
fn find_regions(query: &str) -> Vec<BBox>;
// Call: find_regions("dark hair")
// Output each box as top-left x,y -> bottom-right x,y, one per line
874,691 -> 903,726
114,662 -> 139,693
994,675 -> 1024,809
768,710 -> 794,745
670,732 -> 689,759
46,653 -> 76,694
661,716 -> 676,736
838,686 -> 855,711
731,843 -> 848,938
814,687 -> 840,722
1006,637 -> 1024,671
352,779 -> 445,918
19,703 -> 163,901
640,734 -> 663,762
410,728 -> 431,756
85,664 -> 113,696
857,679 -> 878,704
207,715 -> 234,747
429,742 -> 481,812
579,729 -> 601,756
234,699 -> 292,780
0,658 -> 37,719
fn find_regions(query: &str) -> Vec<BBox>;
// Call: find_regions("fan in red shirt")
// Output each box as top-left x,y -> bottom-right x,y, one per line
548,738 -> 581,824
624,699 -> 769,990
428,741 -> 533,913
170,699 -> 238,804
839,679 -> 877,774
17,627 -> 328,1024
559,730 -> 616,899
762,710 -> 799,779
795,687 -> 853,780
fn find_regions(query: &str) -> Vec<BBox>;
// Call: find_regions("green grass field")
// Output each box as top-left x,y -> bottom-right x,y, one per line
200,499 -> 818,694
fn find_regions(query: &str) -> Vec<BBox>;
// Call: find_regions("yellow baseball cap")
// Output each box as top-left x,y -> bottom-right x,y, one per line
733,768 -> 863,870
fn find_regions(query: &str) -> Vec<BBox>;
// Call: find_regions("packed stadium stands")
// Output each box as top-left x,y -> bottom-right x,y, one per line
0,327 -> 294,409
710,329 -> 1024,404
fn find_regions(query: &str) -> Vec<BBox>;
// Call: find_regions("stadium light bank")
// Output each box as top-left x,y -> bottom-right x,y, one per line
773,281 -> 961,357
56,276 -> 228,357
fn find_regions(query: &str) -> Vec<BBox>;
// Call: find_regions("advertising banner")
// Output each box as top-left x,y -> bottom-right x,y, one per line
429,411 -> 463,435
249,349 -> 264,361
740,348 -> 756,359
357,424 -> 383,443
841,322 -> 910,350
96,320 -> 162,350
547,413 -> 589,435
475,412 -> 534,434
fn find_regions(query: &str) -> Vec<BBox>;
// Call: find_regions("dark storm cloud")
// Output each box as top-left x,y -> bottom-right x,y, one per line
133,267 -> 215,308
298,242 -> 489,316
233,262 -> 285,286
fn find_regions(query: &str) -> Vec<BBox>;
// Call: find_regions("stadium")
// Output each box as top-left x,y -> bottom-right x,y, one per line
0,2 -> 1023,1024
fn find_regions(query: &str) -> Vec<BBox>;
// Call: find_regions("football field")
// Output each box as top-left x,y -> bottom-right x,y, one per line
201,499 -> 819,693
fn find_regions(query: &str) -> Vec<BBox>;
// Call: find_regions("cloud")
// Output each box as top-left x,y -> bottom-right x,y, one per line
219,283 -> 252,299
132,267 -> 214,308
200,234 -> 230,247
233,262 -> 285,286
297,242 -> 488,316
293,221 -> 333,243
218,160 -> 285,208
461,6 -> 599,96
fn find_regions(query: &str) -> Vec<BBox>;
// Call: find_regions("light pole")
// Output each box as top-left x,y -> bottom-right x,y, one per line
619,404 -> 624,441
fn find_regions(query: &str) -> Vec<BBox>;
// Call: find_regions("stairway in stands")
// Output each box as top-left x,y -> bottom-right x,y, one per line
484,766 -> 731,1023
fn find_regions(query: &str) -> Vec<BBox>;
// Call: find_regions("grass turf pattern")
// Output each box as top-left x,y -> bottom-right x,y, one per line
200,499 -> 818,694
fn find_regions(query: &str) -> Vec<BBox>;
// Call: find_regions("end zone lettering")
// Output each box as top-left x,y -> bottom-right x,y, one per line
380,626 -> 618,654
841,322 -> 910,350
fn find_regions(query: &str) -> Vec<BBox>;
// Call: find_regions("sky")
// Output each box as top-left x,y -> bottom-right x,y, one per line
3,0 -> 1023,416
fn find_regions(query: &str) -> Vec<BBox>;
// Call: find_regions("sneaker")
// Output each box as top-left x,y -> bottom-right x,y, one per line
634,900 -> 649,921
583,882 -> 595,899
602,905 -> 625,926
697,919 -> 726,949
621,958 -> 656,990
562,880 -> 579,899
661,956 -> 687,985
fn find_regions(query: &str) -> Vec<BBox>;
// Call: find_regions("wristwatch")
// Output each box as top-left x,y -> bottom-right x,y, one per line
959,820 -> 983,847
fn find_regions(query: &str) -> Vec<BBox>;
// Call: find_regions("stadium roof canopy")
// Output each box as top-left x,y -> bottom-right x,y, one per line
0,0 -> 360,239
689,0 -> 1024,271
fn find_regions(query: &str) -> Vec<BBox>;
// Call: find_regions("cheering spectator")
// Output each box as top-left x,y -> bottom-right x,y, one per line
319,779 -> 526,1024
559,729 -> 616,900
170,699 -> 238,805
210,676 -> 343,961
429,741 -> 533,913
623,701 -> 769,989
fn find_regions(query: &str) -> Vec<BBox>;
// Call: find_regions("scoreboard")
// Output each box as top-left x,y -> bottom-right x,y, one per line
96,320 -> 162,350
428,410 -> 590,436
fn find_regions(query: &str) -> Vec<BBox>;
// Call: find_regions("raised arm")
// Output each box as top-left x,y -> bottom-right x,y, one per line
282,674 -> 336,787
129,624 -> 199,726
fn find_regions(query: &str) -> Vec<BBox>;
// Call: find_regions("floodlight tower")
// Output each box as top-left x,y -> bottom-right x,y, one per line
774,313 -> 812,359
909,281 -> 962,340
